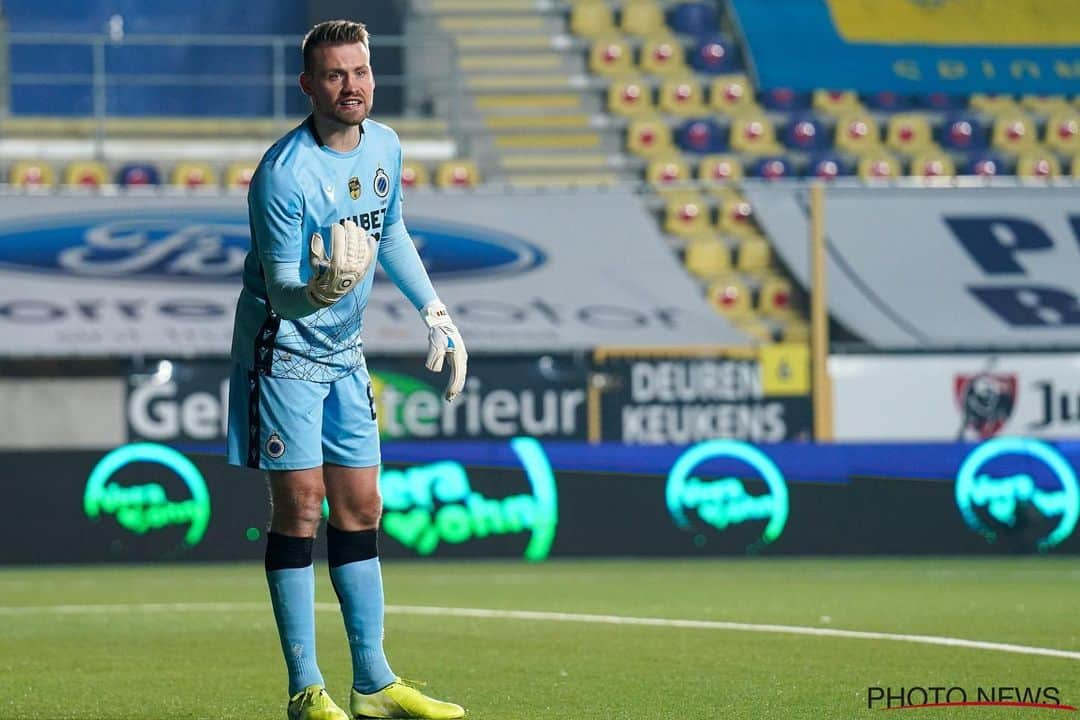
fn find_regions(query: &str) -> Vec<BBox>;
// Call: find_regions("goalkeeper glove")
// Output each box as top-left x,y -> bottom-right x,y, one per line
422,300 -> 468,402
306,219 -> 376,308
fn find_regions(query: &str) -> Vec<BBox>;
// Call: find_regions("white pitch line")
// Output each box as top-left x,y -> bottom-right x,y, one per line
0,601 -> 1077,662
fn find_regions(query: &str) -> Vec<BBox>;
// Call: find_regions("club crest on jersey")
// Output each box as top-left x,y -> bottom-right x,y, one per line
265,433 -> 286,459
373,168 -> 390,199
348,176 -> 361,201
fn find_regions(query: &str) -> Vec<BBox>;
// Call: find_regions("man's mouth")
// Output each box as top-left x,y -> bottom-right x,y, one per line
339,98 -> 364,108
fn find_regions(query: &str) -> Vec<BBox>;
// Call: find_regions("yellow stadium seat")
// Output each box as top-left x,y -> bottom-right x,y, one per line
1016,151 -> 1061,178
729,112 -> 783,155
716,193 -> 757,237
970,94 -> 1020,116
1045,112 -> 1080,153
9,160 -> 56,187
436,160 -> 480,188
758,276 -> 794,316
1072,153 -> 1080,178
1020,94 -> 1071,115
909,152 -> 956,178
639,36 -> 686,75
63,161 -> 108,187
225,162 -> 256,188
401,161 -> 430,189
663,194 -> 710,237
646,156 -> 692,190
607,76 -> 654,116
782,320 -> 810,343
698,154 -> 744,186
658,76 -> 705,116
684,235 -> 732,280
857,152 -> 901,179
171,161 -> 217,188
812,89 -> 863,116
589,37 -> 634,76
885,113 -> 935,153
991,113 -> 1038,153
621,0 -> 665,37
835,113 -> 881,154
570,2 -> 615,37
735,235 -> 771,272
707,276 -> 752,317
626,117 -> 673,156
708,74 -> 755,115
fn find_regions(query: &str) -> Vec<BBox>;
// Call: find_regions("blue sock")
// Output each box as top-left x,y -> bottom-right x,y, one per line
265,533 -> 324,696
327,525 -> 395,693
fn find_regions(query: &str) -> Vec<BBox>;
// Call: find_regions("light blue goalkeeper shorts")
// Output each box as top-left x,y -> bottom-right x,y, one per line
226,363 -> 381,471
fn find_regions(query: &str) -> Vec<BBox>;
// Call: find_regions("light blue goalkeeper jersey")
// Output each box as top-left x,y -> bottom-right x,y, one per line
231,117 -> 436,382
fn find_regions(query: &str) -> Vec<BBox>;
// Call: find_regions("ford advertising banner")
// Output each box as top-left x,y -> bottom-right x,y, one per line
730,0 -> 1080,94
744,185 -> 1080,350
0,191 -> 746,356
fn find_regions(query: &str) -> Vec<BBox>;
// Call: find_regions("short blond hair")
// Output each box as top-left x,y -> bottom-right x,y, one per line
302,20 -> 369,71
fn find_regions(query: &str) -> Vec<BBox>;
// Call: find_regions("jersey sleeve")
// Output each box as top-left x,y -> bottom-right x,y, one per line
378,138 -> 438,310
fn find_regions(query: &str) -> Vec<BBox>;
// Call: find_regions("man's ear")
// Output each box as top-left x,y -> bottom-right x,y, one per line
298,71 -> 312,97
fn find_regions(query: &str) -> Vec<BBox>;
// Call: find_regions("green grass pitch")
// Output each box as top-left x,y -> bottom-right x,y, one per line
1,558 -> 1078,719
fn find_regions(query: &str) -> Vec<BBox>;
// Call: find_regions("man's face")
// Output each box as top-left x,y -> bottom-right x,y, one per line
300,41 -> 374,126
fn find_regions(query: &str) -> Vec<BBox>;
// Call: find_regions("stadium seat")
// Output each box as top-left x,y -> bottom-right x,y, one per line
689,34 -> 739,75
663,194 -> 710,237
716,191 -> 756,237
570,2 -> 615,37
627,117 -> 673,156
658,77 -> 706,116
760,87 -> 811,112
676,118 -> 725,153
782,319 -> 811,343
708,74 -> 755,115
729,112 -> 783,155
667,1 -> 719,34
698,153 -> 743,185
964,153 -> 1009,177
885,113 -> 935,153
225,162 -> 256,188
919,92 -> 966,111
813,89 -> 863,116
1020,94 -> 1071,116
10,160 -> 56,187
1016,151 -> 1061,178
751,156 -> 792,180
171,161 -> 217,188
970,94 -> 1020,116
805,153 -> 854,179
864,91 -> 912,111
607,76 -> 654,117
607,76 -> 654,116
117,164 -> 160,186
63,161 -> 108,187
856,152 -> 901,179
991,113 -> 1038,153
1072,153 -> 1080,178
735,234 -> 771,273
589,38 -> 635,76
401,161 -> 430,189
683,235 -> 732,280
783,116 -> 828,151
639,37 -> 686,75
620,0 -> 665,37
834,113 -> 881,154
707,276 -> 752,317
1044,111 -> 1080,153
436,160 -> 480,188
758,276 -> 794,316
646,156 -> 692,190
909,152 -> 956,178
938,114 -> 990,151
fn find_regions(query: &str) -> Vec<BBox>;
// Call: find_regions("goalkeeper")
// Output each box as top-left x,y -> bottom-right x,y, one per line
226,19 -> 467,720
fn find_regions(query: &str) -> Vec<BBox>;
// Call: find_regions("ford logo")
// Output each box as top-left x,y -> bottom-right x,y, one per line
0,212 -> 544,283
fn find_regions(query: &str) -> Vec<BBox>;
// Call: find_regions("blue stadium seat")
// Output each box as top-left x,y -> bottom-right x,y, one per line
667,1 -> 718,35
676,118 -> 726,153
760,87 -> 811,112
804,153 -> 854,179
964,153 -> 1010,177
751,156 -> 792,180
938,114 -> 990,151
783,116 -> 829,151
918,93 -> 967,111
116,164 -> 160,186
688,34 -> 739,74
864,91 -> 913,111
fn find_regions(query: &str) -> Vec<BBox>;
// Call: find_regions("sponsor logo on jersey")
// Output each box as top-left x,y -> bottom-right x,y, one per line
348,176 -> 361,200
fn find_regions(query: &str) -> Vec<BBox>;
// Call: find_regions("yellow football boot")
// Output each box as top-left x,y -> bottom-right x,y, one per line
350,678 -> 465,719
287,685 -> 349,720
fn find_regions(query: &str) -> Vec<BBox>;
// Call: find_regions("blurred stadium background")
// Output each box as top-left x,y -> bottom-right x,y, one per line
1,0 -> 1079,718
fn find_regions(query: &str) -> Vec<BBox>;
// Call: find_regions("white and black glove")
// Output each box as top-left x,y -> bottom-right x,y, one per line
306,219 -> 376,308
422,300 -> 468,402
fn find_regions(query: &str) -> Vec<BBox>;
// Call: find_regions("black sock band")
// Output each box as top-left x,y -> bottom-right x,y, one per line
264,531 -> 314,571
326,524 -> 378,568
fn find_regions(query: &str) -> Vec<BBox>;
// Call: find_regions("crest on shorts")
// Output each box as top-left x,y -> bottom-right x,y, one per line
373,168 -> 390,199
265,433 -> 286,459
348,176 -> 361,200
